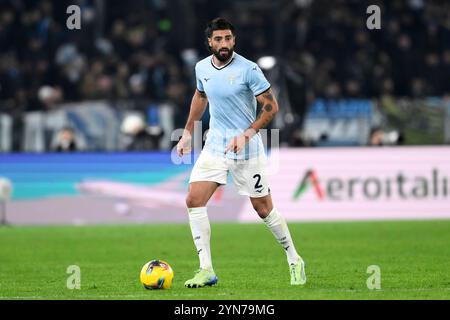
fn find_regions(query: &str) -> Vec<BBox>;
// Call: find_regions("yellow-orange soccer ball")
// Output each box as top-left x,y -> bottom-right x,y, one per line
140,260 -> 174,289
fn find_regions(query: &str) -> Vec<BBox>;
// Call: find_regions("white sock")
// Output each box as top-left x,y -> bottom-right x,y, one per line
187,207 -> 213,272
263,207 -> 301,265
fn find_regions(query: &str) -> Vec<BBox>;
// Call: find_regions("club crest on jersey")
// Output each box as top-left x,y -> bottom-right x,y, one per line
228,73 -> 236,84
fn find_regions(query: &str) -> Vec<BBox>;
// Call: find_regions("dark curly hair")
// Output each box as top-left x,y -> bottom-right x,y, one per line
204,17 -> 235,52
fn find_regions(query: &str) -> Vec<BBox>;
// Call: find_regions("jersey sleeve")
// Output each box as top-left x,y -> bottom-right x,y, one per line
246,64 -> 271,96
195,64 -> 205,93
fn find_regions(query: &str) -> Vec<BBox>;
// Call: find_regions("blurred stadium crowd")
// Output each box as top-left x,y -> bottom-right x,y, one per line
0,0 -> 449,152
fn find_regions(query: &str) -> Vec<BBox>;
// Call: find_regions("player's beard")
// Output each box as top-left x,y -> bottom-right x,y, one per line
212,47 -> 234,62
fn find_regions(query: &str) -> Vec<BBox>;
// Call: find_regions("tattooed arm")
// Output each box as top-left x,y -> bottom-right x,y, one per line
250,88 -> 279,134
224,88 -> 279,154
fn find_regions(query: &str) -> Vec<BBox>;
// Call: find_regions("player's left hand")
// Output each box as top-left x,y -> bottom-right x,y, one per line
224,135 -> 246,154
224,129 -> 256,154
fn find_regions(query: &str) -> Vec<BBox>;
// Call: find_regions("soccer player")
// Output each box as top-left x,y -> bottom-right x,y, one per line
177,18 -> 306,288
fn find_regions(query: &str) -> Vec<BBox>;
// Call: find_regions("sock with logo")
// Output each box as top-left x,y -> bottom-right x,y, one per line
263,207 -> 301,265
187,207 -> 213,272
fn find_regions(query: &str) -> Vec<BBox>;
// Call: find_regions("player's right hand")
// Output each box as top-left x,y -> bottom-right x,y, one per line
177,132 -> 192,157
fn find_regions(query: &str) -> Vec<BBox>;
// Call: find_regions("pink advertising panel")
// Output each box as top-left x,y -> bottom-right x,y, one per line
239,147 -> 450,222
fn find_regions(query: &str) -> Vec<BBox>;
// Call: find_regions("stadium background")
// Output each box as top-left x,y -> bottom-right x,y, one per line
0,0 -> 449,300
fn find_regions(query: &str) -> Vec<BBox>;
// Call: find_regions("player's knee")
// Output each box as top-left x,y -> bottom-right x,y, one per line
252,201 -> 271,218
186,193 -> 204,208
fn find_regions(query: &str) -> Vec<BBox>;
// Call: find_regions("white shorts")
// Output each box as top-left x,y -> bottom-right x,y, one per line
189,150 -> 270,198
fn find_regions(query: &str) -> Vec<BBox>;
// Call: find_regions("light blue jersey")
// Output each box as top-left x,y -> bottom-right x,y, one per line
195,52 -> 271,160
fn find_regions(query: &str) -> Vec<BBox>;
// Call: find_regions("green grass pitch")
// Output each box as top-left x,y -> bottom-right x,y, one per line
0,220 -> 449,300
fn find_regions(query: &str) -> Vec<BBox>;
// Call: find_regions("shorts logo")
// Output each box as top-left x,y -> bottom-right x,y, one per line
255,187 -> 264,193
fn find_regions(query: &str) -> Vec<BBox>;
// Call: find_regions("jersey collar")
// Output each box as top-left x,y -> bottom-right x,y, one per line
210,52 -> 236,70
